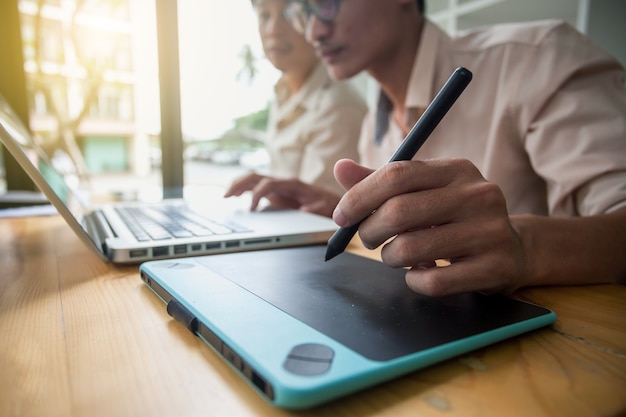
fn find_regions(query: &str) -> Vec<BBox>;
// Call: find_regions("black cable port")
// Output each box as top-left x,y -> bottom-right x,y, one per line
130,249 -> 149,258
245,238 -> 272,245
251,371 -> 274,400
197,323 -> 274,400
153,246 -> 169,257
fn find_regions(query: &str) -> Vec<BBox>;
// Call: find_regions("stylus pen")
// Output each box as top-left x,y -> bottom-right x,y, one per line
325,66 -> 473,262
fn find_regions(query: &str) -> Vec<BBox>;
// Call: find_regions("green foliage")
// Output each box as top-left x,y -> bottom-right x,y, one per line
232,105 -> 269,132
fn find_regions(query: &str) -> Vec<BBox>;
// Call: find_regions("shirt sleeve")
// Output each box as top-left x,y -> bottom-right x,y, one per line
518,22 -> 626,216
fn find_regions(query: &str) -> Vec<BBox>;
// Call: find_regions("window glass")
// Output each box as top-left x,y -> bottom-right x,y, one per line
13,0 -> 277,201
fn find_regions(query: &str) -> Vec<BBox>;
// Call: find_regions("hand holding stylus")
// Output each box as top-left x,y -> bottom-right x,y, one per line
325,67 -> 473,261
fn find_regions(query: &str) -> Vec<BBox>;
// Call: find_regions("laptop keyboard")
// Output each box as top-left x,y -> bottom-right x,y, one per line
115,205 -> 251,241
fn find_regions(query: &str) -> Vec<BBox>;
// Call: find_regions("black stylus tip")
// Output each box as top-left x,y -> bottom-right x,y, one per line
324,245 -> 342,262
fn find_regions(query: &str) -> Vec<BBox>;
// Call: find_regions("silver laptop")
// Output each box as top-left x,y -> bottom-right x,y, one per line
0,94 -> 338,264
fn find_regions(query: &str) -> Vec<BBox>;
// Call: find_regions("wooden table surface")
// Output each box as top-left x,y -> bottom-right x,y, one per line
1,214 -> 625,417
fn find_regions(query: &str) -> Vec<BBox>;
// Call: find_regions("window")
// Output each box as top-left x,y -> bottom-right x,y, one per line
176,0 -> 278,189
10,0 -> 278,200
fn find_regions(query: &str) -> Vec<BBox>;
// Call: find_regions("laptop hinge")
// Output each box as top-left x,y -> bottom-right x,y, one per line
92,209 -> 116,239
83,212 -> 113,254
167,299 -> 198,333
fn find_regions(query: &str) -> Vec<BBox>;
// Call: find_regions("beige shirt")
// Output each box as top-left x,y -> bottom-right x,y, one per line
268,62 -> 367,194
359,20 -> 626,216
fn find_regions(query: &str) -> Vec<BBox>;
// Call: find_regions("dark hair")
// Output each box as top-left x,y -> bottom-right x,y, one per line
417,0 -> 425,14
251,0 -> 425,14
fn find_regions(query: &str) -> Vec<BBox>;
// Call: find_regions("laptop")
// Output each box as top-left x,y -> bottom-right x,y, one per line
0,94 -> 338,264
139,246 -> 557,409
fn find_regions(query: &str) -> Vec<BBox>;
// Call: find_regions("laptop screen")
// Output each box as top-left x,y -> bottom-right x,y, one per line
0,93 -> 91,220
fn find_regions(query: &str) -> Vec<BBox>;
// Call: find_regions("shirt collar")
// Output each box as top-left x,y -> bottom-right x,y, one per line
375,20 -> 448,143
406,20 -> 444,111
274,62 -> 329,112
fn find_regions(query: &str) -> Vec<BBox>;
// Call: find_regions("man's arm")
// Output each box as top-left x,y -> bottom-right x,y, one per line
333,158 -> 626,296
511,208 -> 626,288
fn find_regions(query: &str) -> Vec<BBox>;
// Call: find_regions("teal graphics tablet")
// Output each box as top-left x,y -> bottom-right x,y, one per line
139,246 -> 556,409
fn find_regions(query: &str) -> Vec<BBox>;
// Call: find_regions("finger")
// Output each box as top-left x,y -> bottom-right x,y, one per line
357,189 -> 441,248
249,178 -> 301,211
358,182 -> 475,249
378,215 -> 523,296
358,171 -> 507,250
333,159 -> 374,191
224,173 -> 263,197
374,186 -> 513,270
335,159 -> 484,227
249,177 -> 275,211
404,263 -> 479,296
379,222 -> 485,268
404,255 -> 519,297
334,161 -> 436,227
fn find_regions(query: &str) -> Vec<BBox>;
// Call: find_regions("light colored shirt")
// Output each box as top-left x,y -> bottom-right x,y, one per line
268,62 -> 367,194
359,20 -> 626,216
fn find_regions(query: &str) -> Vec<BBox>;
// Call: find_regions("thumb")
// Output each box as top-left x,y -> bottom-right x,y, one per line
334,159 -> 375,191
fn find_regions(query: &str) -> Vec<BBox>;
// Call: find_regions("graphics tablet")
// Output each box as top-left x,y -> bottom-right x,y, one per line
139,246 -> 556,409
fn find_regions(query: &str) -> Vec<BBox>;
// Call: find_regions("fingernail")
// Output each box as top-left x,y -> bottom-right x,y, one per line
332,206 -> 347,226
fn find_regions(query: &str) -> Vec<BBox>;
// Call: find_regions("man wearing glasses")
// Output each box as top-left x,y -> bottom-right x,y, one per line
238,0 -> 626,296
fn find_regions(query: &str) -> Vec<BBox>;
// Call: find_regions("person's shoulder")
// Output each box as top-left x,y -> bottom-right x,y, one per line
326,80 -> 366,103
316,77 -> 368,113
300,63 -> 367,113
450,19 -> 619,73
453,19 -> 582,51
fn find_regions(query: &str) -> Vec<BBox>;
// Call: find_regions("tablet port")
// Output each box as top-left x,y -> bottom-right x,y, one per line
251,371 -> 274,400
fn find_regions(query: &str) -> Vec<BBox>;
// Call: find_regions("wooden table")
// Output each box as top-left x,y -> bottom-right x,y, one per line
1,214 -> 625,417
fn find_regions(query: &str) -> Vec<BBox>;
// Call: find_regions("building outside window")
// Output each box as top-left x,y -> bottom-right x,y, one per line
3,0 -> 623,201
10,0 -> 277,201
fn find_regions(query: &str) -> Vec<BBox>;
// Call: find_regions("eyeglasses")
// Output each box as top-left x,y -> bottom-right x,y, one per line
283,0 -> 341,33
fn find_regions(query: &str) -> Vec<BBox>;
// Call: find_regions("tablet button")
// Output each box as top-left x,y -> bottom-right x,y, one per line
283,357 -> 331,376
289,343 -> 334,361
283,343 -> 334,376
151,261 -> 195,270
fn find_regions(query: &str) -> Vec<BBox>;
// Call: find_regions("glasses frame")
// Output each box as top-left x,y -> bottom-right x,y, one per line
283,0 -> 341,33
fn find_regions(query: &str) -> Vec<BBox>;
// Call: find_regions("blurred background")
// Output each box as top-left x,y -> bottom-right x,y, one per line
1,0 -> 624,205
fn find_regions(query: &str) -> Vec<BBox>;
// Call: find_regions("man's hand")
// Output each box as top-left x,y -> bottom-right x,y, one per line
333,158 -> 528,296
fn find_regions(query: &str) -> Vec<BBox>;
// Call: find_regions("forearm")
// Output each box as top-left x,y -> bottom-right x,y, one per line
511,207 -> 626,288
